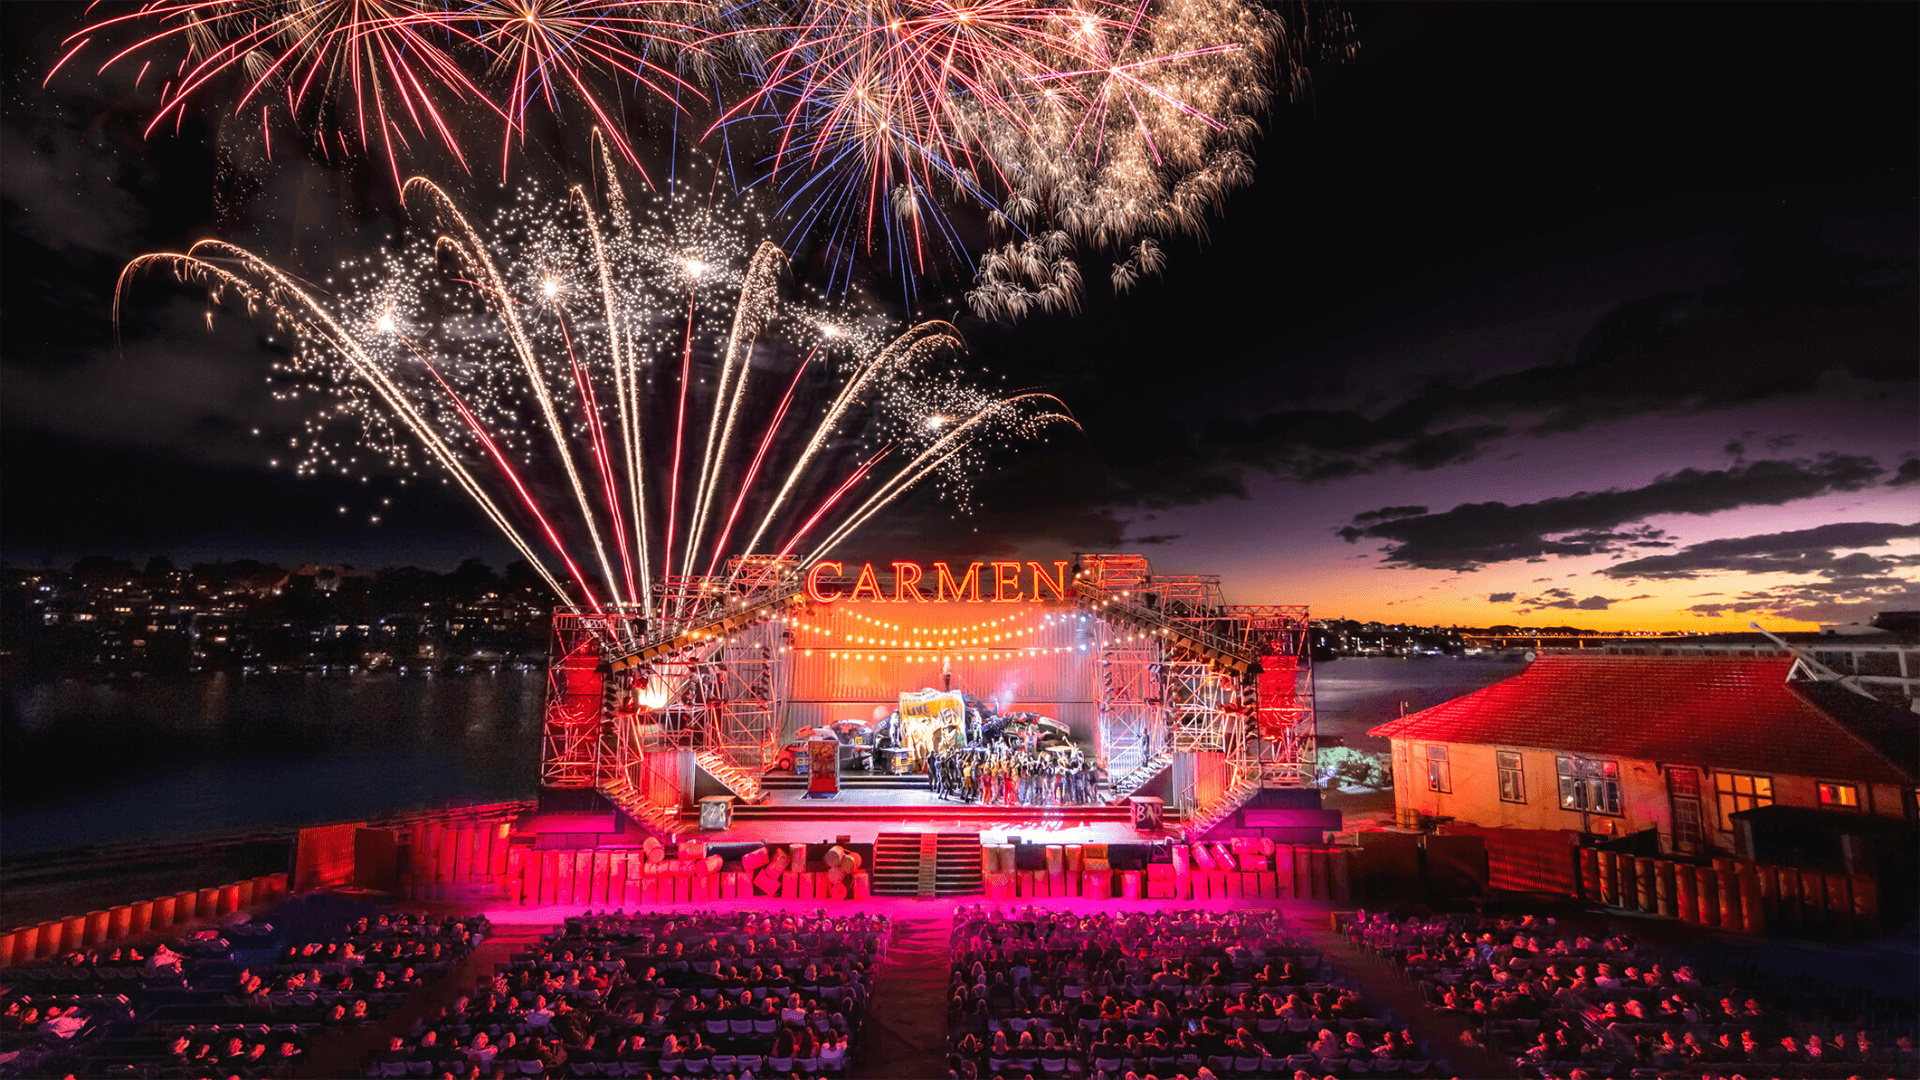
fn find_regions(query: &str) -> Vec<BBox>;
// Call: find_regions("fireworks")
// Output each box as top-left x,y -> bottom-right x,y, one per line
727,0 -> 1308,311
56,0 -> 1350,315
964,0 -> 1354,319
117,175 -> 1077,617
49,0 -> 714,186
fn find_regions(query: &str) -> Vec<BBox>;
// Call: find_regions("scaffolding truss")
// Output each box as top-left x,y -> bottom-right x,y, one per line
1163,658 -> 1233,752
1072,554 -> 1317,827
705,620 -> 789,774
540,553 -> 1312,832
1226,604 -> 1316,787
1096,635 -> 1162,776
541,613 -> 642,788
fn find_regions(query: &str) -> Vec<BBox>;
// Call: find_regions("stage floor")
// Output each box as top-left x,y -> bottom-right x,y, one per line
755,770 -> 1121,807
685,812 -> 1166,846
675,772 -> 1162,845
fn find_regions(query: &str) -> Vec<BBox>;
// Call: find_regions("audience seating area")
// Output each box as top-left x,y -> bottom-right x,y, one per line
368,908 -> 887,1080
0,897 -> 485,1080
948,907 -> 1438,1079
1348,910 -> 1920,1080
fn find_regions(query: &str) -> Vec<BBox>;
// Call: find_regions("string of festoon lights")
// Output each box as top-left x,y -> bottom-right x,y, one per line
839,608 -> 1047,636
771,608 -> 1168,661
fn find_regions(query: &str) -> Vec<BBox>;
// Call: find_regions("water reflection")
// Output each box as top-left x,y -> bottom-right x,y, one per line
2,671 -> 542,855
1,656 -> 1527,855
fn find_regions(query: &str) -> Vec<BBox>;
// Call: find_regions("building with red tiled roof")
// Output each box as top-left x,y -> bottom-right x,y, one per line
1368,655 -> 1918,857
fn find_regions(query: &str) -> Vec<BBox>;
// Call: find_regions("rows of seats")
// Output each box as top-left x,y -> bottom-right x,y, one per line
0,897 -> 485,1080
1348,910 -> 1920,1079
948,907 -> 1438,1079
366,908 -> 887,1080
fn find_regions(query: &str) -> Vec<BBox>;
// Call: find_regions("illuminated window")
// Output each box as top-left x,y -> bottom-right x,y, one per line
1496,751 -> 1525,803
1713,772 -> 1773,831
1667,767 -> 1706,853
1817,782 -> 1861,811
1425,745 -> 1450,793
1557,756 -> 1622,815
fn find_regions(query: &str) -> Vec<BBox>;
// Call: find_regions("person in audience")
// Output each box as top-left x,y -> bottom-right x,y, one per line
465,1031 -> 499,1072
412,1030 -> 445,1064
145,943 -> 185,975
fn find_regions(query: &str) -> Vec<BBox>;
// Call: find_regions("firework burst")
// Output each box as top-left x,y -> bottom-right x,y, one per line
59,0 -> 1351,314
51,0 -> 720,186
117,173 -> 1077,620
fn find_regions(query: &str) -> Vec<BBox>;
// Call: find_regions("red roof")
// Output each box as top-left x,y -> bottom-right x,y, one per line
1368,655 -> 1915,785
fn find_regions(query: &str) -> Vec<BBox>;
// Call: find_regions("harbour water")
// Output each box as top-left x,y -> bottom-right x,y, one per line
0,655 -> 1524,856
2,671 -> 544,856
1314,654 -> 1529,752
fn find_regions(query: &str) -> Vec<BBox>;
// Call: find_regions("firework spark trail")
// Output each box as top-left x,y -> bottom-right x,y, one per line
684,239 -> 783,577
701,343 -> 816,579
115,241 -> 575,606
801,391 -> 1079,564
732,318 -> 960,567
423,354 -> 606,612
585,139 -> 652,610
401,177 -> 629,609
806,407 -> 1078,563
661,280 -> 698,597
556,305 -> 640,606
571,182 -> 654,614
52,0 -> 711,188
470,0 -> 713,183
121,177 -> 1073,627
771,445 -> 890,562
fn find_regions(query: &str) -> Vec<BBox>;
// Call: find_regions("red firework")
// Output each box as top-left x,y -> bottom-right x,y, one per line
48,0 -> 713,187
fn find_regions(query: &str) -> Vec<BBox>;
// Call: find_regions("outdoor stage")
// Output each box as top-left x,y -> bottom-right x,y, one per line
534,553 -> 1321,865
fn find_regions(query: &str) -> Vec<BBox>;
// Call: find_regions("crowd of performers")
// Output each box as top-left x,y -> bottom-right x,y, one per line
926,746 -> 1103,806
848,693 -> 1107,807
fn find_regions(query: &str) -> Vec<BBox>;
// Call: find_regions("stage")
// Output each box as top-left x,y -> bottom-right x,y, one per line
542,554 -> 1318,856
675,768 -> 1175,846
668,808 -> 1167,847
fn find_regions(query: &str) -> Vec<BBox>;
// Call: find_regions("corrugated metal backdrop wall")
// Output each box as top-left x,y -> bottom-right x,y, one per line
782,601 -> 1099,743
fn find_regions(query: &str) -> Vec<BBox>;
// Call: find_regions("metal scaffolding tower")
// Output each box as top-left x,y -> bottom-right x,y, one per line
1073,553 -> 1316,833
541,613 -> 643,789
542,552 -> 1312,835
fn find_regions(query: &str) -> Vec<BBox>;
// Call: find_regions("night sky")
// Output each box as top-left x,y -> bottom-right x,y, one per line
3,3 -> 1914,630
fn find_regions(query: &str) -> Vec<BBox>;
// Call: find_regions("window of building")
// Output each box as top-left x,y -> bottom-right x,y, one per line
1713,772 -> 1773,831
1817,782 -> 1861,811
1496,751 -> 1525,803
1666,767 -> 1705,853
1425,744 -> 1450,793
1556,756 -> 1621,815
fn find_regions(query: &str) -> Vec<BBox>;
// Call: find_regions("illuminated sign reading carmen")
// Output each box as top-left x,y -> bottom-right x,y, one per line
805,560 -> 1071,604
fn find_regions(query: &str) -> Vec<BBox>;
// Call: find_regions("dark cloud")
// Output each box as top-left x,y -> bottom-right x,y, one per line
1352,505 -> 1429,525
1129,533 -> 1182,545
1891,458 -> 1920,486
1602,521 -> 1920,580
1520,593 -> 1618,612
1487,592 -> 1516,603
1686,574 -> 1920,625
1133,238 -> 1918,500
1631,520 -> 1920,624
1339,455 -> 1886,570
